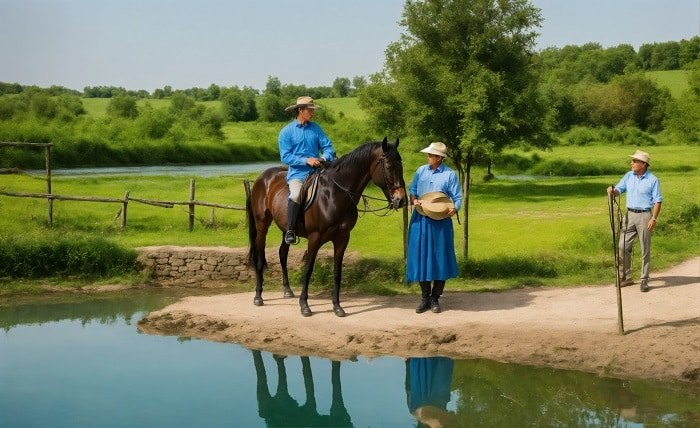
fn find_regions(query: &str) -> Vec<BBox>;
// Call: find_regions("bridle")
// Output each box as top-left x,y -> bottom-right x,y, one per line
371,153 -> 404,196
328,152 -> 404,214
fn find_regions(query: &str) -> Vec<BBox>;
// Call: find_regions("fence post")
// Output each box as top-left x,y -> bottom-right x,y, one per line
189,179 -> 195,231
45,144 -> 53,227
121,191 -> 129,230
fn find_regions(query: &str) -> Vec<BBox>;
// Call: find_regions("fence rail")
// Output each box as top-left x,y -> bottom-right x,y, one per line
0,141 -> 245,230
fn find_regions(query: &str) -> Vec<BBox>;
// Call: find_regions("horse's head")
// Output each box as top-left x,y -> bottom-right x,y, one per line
371,137 -> 407,210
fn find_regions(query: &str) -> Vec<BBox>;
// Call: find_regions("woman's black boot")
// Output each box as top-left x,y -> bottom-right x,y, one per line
416,281 -> 432,313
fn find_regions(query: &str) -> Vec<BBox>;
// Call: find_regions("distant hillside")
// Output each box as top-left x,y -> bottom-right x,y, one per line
645,70 -> 690,98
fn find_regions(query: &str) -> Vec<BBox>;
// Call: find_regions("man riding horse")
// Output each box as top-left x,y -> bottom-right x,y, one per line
278,96 -> 337,245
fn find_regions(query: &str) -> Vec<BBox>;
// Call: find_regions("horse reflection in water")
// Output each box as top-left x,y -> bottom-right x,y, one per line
252,350 -> 352,427
247,137 -> 406,317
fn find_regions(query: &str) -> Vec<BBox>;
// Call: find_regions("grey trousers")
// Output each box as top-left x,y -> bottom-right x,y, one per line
619,210 -> 652,282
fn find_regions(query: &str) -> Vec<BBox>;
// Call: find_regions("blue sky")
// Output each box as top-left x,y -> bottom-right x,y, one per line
0,0 -> 698,92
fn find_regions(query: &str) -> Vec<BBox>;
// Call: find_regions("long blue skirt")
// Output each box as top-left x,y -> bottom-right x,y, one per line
405,211 -> 458,283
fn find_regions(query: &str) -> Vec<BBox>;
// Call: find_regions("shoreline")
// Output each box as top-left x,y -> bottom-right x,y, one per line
138,257 -> 700,383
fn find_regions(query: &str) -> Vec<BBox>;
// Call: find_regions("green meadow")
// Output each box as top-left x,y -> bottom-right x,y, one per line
1,81 -> 698,294
1,143 -> 697,295
645,69 -> 690,98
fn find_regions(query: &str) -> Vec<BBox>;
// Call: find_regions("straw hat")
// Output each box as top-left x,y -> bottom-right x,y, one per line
420,142 -> 448,158
284,96 -> 320,112
415,191 -> 455,220
629,150 -> 650,165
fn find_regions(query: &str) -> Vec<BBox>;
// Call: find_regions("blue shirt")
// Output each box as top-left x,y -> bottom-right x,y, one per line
615,170 -> 662,210
278,120 -> 336,182
409,163 -> 463,210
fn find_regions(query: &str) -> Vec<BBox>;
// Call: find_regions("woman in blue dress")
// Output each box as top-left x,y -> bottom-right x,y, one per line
407,142 -> 463,313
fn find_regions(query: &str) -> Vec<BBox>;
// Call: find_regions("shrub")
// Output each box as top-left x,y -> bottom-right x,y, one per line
107,94 -> 139,119
564,126 -> 598,145
0,234 -> 137,278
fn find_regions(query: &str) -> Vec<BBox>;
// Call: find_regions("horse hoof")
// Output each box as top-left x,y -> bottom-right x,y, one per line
301,306 -> 312,317
333,306 -> 346,317
253,297 -> 264,306
283,289 -> 295,298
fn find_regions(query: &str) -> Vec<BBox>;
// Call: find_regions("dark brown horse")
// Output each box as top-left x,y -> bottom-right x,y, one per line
246,137 -> 406,317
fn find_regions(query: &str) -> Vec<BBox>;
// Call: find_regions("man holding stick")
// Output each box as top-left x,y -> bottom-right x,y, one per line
607,150 -> 663,292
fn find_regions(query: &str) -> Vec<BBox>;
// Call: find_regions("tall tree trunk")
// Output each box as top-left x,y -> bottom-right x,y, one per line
462,160 -> 471,259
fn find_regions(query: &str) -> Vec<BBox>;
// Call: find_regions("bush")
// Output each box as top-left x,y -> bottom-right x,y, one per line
107,94 -> 139,119
528,159 -> 620,176
564,126 -> 598,145
0,235 -> 137,279
599,126 -> 656,146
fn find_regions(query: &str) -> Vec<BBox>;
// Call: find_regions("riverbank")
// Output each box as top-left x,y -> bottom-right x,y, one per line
138,257 -> 700,383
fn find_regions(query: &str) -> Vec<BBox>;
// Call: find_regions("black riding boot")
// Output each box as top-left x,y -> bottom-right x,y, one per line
285,200 -> 301,245
416,281 -> 431,313
430,280 -> 445,313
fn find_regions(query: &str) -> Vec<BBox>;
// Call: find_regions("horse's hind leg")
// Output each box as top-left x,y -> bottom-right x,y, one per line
279,243 -> 295,298
253,221 -> 270,307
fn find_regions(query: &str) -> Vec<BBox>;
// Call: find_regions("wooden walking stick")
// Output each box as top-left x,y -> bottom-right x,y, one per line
608,189 -> 625,334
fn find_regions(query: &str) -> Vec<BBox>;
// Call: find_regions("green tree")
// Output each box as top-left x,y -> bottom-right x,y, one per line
360,0 -> 550,257
265,76 -> 282,96
572,74 -> 670,131
107,93 -> 139,118
665,59 -> 700,143
220,86 -> 258,121
352,76 -> 368,91
332,77 -> 352,97
257,93 -> 288,122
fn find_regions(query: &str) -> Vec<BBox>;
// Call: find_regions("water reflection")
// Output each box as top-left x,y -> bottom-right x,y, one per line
252,350 -> 352,427
1,294 -> 698,427
406,357 -> 456,428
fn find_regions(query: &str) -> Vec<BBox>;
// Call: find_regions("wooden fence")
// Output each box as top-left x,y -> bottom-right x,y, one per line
1,141 -> 407,260
0,141 -> 245,230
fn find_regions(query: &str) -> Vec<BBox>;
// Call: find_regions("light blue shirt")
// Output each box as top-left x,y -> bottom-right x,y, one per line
615,170 -> 662,210
409,163 -> 463,210
278,120 -> 336,182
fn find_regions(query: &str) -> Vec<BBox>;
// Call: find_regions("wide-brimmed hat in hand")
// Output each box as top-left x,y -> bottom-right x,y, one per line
629,149 -> 650,165
285,96 -> 321,112
420,142 -> 448,158
415,191 -> 455,220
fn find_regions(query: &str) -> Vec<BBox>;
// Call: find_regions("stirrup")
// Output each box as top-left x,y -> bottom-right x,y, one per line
284,230 -> 299,245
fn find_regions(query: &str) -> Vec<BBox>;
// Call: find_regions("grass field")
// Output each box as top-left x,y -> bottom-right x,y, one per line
1,144 -> 698,294
645,70 -> 690,98
3,92 -> 698,294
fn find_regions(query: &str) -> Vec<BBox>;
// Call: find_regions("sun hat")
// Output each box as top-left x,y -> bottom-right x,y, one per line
284,96 -> 321,112
419,142 -> 448,158
415,191 -> 455,220
629,150 -> 650,165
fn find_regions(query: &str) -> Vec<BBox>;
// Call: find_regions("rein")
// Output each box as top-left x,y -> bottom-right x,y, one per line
328,154 -> 401,215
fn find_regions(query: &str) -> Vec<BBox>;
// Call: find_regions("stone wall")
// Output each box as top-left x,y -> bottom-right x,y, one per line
135,245 -> 317,286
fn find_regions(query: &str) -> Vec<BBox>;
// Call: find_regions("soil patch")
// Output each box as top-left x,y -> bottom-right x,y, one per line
138,257 -> 700,383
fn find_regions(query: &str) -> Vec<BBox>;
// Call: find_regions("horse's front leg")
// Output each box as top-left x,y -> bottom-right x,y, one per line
299,237 -> 321,317
330,236 -> 350,317
278,242 -> 295,298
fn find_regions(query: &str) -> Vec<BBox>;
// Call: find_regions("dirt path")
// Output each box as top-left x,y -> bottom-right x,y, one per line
138,257 -> 700,383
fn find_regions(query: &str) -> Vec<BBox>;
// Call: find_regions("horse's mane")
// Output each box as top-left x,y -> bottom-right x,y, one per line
328,141 -> 383,172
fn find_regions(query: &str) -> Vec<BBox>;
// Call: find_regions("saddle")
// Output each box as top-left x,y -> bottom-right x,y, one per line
300,171 -> 322,212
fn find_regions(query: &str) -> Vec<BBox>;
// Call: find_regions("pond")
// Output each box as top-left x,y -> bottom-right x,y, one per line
1,291 -> 697,427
